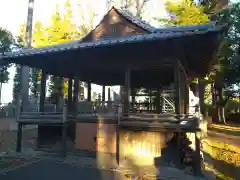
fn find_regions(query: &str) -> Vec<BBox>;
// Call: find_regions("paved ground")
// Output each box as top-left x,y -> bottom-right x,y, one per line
0,159 -> 121,180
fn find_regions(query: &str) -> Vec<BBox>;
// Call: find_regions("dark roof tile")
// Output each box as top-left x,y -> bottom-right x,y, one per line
0,23 -> 224,60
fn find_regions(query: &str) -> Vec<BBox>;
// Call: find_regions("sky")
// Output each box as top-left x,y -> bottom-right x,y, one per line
0,0 -> 167,104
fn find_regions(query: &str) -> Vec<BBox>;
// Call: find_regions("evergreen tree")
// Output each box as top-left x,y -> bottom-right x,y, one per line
0,28 -> 14,105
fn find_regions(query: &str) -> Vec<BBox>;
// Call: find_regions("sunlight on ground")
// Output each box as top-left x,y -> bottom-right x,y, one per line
205,163 -> 234,180
202,138 -> 240,179
211,124 -> 240,132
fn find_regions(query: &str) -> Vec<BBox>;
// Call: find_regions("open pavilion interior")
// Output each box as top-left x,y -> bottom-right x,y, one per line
1,7 -> 224,115
0,7 -> 225,177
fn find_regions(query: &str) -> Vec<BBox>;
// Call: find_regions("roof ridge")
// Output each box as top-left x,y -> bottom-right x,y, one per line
112,6 -> 155,32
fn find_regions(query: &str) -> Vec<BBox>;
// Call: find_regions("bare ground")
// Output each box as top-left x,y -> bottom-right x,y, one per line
0,118 -> 37,153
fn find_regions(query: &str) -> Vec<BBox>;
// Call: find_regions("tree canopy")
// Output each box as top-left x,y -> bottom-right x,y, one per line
0,28 -> 14,104
161,0 -> 240,123
14,0 -> 96,104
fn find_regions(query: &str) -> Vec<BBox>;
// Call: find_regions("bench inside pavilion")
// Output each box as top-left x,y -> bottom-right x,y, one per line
0,7 -> 224,177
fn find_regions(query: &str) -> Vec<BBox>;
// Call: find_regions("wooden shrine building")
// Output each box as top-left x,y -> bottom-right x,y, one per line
0,7 -> 225,177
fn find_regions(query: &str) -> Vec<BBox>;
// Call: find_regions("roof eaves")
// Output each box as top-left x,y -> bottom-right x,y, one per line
1,24 -> 224,60
154,22 -> 219,33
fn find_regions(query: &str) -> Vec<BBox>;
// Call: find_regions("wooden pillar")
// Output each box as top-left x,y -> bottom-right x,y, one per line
198,78 -> 205,115
160,89 -> 164,113
16,123 -> 22,153
184,83 -> 189,115
123,67 -> 130,116
20,66 -> 30,112
131,87 -> 136,112
38,71 -> 47,148
174,60 -> 181,114
73,78 -> 79,113
116,127 -> 120,165
68,79 -> 73,112
108,86 -> 111,101
194,132 -> 201,176
149,89 -> 152,111
87,81 -> 91,102
62,105 -> 67,156
156,87 -> 161,113
102,86 -> 105,102
39,71 -> 46,112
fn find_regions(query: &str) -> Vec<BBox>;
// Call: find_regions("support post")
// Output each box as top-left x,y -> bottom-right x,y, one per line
198,78 -> 205,115
62,105 -> 67,156
73,78 -> 79,113
16,123 -> 23,153
149,89 -> 152,111
131,87 -> 135,112
108,86 -> 111,101
38,71 -> 47,148
194,132 -> 201,176
184,83 -> 189,115
39,71 -> 46,112
116,127 -> 120,165
160,89 -> 164,113
102,85 -> 105,103
123,67 -> 130,116
87,81 -> 91,102
20,67 -> 29,112
156,87 -> 161,113
67,79 -> 73,112
174,60 -> 181,114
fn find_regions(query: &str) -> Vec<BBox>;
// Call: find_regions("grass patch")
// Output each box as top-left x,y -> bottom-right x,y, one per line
202,139 -> 240,166
202,137 -> 240,179
205,162 -> 234,180
211,124 -> 240,132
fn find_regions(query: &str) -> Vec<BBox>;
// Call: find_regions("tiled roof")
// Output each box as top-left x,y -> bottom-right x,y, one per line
0,23 -> 224,60
113,7 -> 218,33
113,7 -> 155,32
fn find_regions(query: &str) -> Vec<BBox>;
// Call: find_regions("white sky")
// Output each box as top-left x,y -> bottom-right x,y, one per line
0,0 -> 167,104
